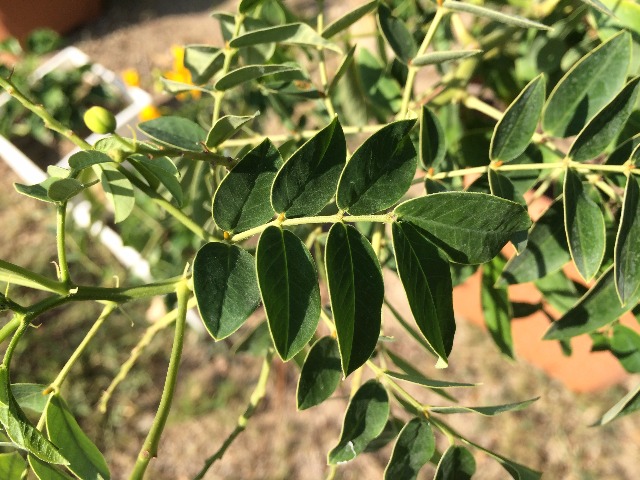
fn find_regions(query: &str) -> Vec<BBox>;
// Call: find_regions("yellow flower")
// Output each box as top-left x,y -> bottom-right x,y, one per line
139,105 -> 161,122
121,68 -> 140,87
164,45 -> 202,101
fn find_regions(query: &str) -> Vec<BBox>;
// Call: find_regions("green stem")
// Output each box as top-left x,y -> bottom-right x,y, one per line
212,14 -> 245,125
2,317 -> 29,368
0,259 -> 68,295
56,204 -> 71,287
316,0 -> 336,118
119,168 -> 217,242
99,296 -> 198,413
129,278 -> 190,480
193,350 -> 274,480
0,317 -> 21,345
366,360 -> 426,415
230,213 -> 393,243
47,303 -> 117,394
398,7 -> 446,118
0,76 -> 91,150
218,124 -> 384,148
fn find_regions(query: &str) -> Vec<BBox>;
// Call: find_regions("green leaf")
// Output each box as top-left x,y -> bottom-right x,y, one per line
12,384 -> 48,413
193,243 -> 261,340
489,170 -> 524,205
327,45 -> 356,96
46,394 -> 109,480
138,116 -> 206,151
328,380 -> 389,464
490,74 -> 545,163
213,139 -> 282,233
206,112 -> 259,149
569,77 -> 640,161
543,266 -> 640,340
593,382 -> 640,425
442,1 -> 551,30
459,436 -> 541,480
424,178 -> 448,194
411,50 -> 482,67
384,418 -> 434,480
238,0 -> 263,13
256,226 -> 321,360
14,178 -> 57,204
542,31 -> 632,137
0,452 -> 26,480
377,4 -> 416,63
497,198 -> 570,286
47,166 -> 71,178
271,117 -> 346,217
67,151 -> 112,171
46,178 -> 86,203
578,0 -> 616,16
385,370 -> 478,389
394,192 -> 531,265
534,271 -> 582,315
615,175 -> 640,305
296,336 -> 342,410
434,446 -> 476,480
0,367 -> 67,465
215,64 -> 302,91
336,119 -> 416,214
563,169 -> 605,281
322,0 -> 378,39
325,223 -> 383,375
482,255 -> 514,358
610,324 -> 640,373
230,23 -> 341,53
161,78 -> 214,96
431,398 -> 537,416
28,455 -> 73,480
129,156 -> 183,207
392,222 -> 455,366
98,164 -> 135,224
420,106 -> 446,169
183,45 -> 224,84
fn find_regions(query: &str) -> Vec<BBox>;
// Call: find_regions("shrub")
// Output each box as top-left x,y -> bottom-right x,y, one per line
0,0 -> 639,478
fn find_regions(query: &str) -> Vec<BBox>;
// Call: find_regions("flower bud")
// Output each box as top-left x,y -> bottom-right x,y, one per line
84,106 -> 117,134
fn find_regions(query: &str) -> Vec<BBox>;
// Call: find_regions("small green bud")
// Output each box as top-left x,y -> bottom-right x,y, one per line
84,106 -> 117,134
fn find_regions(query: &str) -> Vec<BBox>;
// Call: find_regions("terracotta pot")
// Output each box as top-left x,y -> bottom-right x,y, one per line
0,0 -> 102,42
450,195 -> 638,393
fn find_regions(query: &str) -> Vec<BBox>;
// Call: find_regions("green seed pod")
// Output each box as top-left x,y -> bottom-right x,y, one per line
84,106 -> 117,134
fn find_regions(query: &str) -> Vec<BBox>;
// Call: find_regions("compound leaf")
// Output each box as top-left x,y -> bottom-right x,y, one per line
297,337 -> 342,410
434,446 -> 476,480
569,77 -> 640,162
542,31 -> 631,137
325,223 -> 383,376
563,169 -> 605,281
497,197 -> 570,286
193,243 -> 261,340
328,380 -> 389,464
336,119 -> 417,214
271,117 -> 346,217
256,227 -> 320,360
490,74 -> 545,163
213,139 -> 282,233
392,222 -> 455,366
394,192 -> 531,265
138,116 -> 206,151
614,175 -> 640,305
384,418 -> 434,480
420,106 -> 446,169
45,394 -> 110,480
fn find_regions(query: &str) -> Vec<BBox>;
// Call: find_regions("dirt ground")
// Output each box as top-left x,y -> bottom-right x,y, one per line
1,0 -> 639,478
